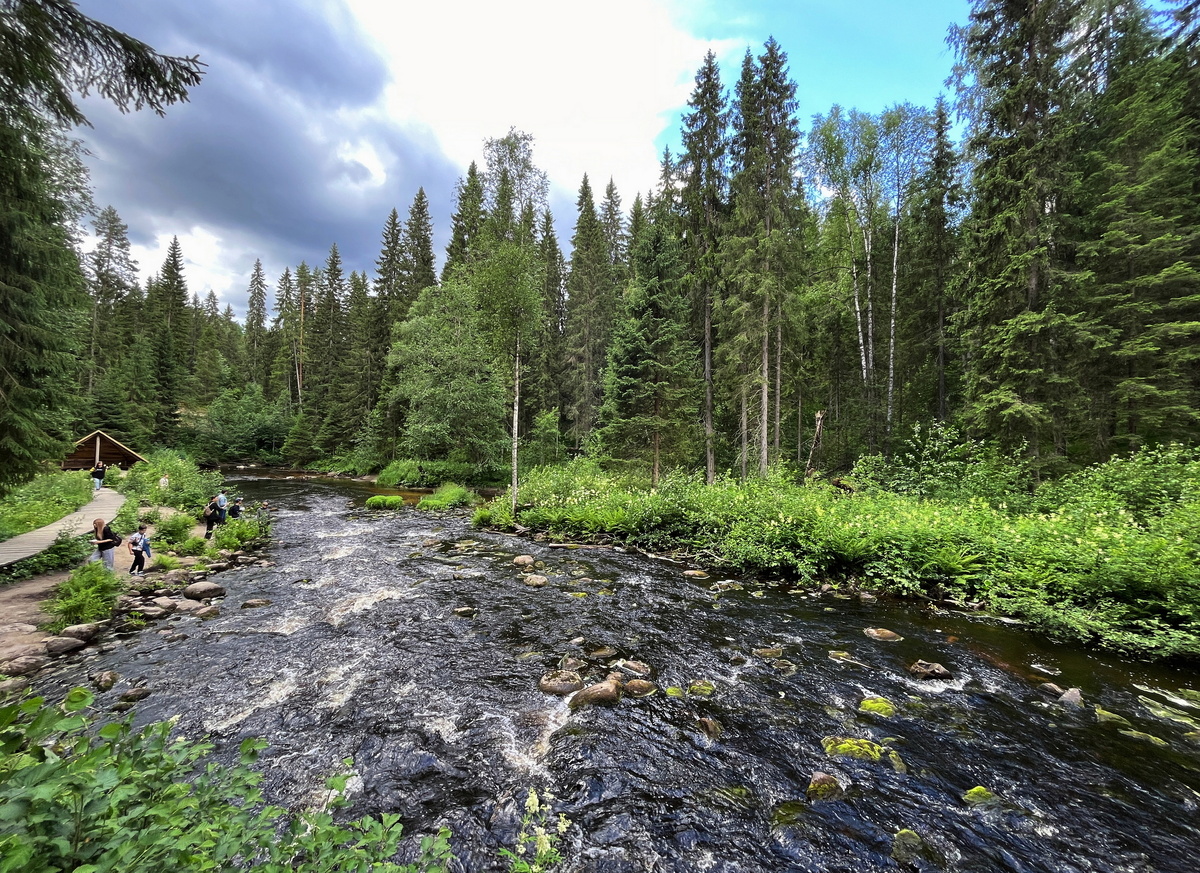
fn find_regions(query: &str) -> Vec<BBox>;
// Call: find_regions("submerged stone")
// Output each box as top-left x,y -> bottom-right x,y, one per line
1119,729 -> 1169,747
821,736 -> 906,772
828,651 -> 868,668
568,676 -> 623,709
864,627 -> 903,642
1139,695 -> 1200,730
891,829 -> 925,865
909,659 -> 953,681
624,679 -> 657,698
806,772 -> 845,802
859,696 -> 897,718
1094,707 -> 1133,728
665,686 -> 685,698
683,569 -> 709,578
688,679 -> 717,697
1059,688 -> 1085,708
753,646 -> 784,659
524,574 -> 548,588
697,717 -> 722,739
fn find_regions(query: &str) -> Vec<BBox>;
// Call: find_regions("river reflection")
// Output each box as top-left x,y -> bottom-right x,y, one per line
36,477 -> 1200,872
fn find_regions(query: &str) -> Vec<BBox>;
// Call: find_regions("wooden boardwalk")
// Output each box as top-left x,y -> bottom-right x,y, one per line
0,489 -> 127,568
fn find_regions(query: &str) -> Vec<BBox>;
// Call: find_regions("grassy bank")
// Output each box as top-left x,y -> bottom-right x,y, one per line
0,471 -> 93,542
475,447 -> 1200,661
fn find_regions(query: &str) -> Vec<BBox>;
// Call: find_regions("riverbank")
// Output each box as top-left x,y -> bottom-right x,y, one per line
475,458 -> 1200,662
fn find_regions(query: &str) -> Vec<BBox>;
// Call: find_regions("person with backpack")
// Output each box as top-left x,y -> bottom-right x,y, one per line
202,496 -> 220,540
216,489 -> 229,522
127,524 -> 149,576
90,517 -> 119,569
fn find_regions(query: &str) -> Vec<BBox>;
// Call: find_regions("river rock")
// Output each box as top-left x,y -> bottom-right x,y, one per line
453,606 -> 477,617
683,569 -> 709,578
588,645 -> 619,660
1095,707 -> 1133,727
859,696 -> 897,717
558,655 -> 587,672
240,599 -> 271,609
891,829 -> 925,865
569,675 -> 624,709
688,679 -> 717,697
821,736 -> 907,772
909,659 -> 953,680
207,561 -> 233,572
514,555 -> 535,567
162,569 -> 191,586
864,627 -> 903,642
91,670 -> 120,691
133,606 -> 168,620
173,598 -> 206,613
0,678 -> 30,695
43,636 -> 87,656
753,646 -> 784,659
120,687 -> 152,703
236,555 -> 256,565
806,772 -> 845,802
538,670 -> 584,695
195,606 -> 220,619
617,660 -> 651,677
624,679 -> 658,698
183,581 -> 226,600
1039,682 -> 1067,697
962,786 -> 997,806
1,655 -> 48,676
859,592 -> 878,604
697,717 -> 722,739
152,597 -> 178,612
60,623 -> 101,642
1059,687 -> 1085,708
3,643 -> 45,660
524,574 -> 548,588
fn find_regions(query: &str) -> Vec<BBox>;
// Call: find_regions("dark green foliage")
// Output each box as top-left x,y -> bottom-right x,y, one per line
118,451 -> 223,514
0,689 -> 453,873
43,560 -> 124,632
0,470 -> 92,540
376,458 -> 499,489
0,530 -> 92,584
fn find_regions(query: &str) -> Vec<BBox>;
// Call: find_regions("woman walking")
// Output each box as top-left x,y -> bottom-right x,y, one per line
90,518 -> 118,569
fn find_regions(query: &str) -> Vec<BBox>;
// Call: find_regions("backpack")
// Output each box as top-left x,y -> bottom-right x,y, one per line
112,532 -> 122,547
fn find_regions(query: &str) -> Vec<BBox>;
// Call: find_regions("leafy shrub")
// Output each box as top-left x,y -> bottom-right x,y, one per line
173,536 -> 210,557
152,512 -> 196,545
416,483 -> 476,511
44,561 -> 124,632
119,450 -> 224,515
151,554 -> 182,572
0,531 -> 93,584
212,516 -> 270,551
0,688 -> 454,873
0,470 -> 93,541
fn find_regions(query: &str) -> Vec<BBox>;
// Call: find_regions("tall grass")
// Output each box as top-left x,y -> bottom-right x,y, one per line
0,470 -> 93,541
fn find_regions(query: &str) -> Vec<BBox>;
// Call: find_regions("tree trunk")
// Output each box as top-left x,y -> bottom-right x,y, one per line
704,295 -> 715,485
774,309 -> 782,453
887,211 -> 900,438
806,410 -> 826,474
510,337 -> 521,518
740,385 -> 748,482
759,293 -> 769,476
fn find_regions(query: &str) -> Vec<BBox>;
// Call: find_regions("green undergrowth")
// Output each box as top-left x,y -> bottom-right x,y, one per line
0,531 -> 93,585
0,471 -> 93,542
476,449 -> 1200,660
417,483 -> 476,511
377,458 -> 503,489
366,495 -> 407,510
119,450 -> 224,517
0,688 -> 453,873
43,562 -> 124,633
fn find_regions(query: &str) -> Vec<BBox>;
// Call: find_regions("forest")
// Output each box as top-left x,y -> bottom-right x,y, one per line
3,1 -> 1197,498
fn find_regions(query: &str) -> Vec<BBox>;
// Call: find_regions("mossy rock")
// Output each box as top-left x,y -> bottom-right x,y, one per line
962,786 -> 996,806
859,696 -> 897,718
891,829 -> 924,865
806,772 -> 845,802
1139,695 -> 1200,730
688,679 -> 717,697
665,686 -> 685,698
1094,706 -> 1132,728
821,736 -> 906,774
1119,729 -> 1169,747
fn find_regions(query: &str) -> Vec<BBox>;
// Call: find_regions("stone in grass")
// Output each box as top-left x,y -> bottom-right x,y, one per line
859,696 -> 897,718
806,772 -> 845,802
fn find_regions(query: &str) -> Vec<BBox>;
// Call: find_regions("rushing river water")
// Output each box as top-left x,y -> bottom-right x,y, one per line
34,477 -> 1200,872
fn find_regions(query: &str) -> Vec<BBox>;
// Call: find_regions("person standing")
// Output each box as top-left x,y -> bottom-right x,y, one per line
229,496 -> 244,519
216,489 -> 229,523
127,524 -> 149,576
202,496 -> 220,539
90,461 -> 107,491
90,517 -> 118,569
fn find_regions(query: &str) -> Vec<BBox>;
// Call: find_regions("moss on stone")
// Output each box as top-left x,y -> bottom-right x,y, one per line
1094,706 -> 1132,727
891,829 -> 924,864
688,679 -> 717,696
1119,729 -> 1169,746
963,786 -> 996,806
665,686 -> 685,698
821,736 -> 883,762
859,696 -> 897,717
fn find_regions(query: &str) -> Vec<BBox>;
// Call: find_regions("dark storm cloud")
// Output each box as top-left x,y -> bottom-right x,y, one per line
73,0 -> 463,315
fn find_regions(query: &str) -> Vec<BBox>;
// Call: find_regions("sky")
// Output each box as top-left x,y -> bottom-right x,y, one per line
73,0 -> 972,320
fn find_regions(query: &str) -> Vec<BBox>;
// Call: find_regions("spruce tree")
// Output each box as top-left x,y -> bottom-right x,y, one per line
401,187 -> 437,316
442,162 -> 486,281
244,258 -> 269,387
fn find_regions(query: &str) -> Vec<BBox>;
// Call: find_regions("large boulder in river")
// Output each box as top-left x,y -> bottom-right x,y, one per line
569,675 -> 624,709
183,581 -> 225,601
539,670 -> 584,695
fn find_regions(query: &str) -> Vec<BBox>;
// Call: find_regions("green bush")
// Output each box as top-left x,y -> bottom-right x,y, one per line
416,484 -> 476,511
173,536 -> 210,557
0,531 -> 93,585
152,512 -> 196,546
377,459 -> 502,489
119,451 -> 223,515
0,470 -> 93,541
0,688 -> 454,873
365,495 -> 406,510
43,561 -> 124,633
151,554 -> 181,572
212,516 -> 270,551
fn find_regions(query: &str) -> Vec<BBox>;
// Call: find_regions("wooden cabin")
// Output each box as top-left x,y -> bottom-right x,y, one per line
62,430 -> 148,471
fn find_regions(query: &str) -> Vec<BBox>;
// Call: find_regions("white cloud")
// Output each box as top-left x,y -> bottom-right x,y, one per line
346,0 -> 717,206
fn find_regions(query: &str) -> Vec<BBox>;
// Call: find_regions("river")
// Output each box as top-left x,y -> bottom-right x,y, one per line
35,476 -> 1200,872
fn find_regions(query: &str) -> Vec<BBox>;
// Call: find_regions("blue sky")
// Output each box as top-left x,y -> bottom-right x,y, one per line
74,0 -> 972,318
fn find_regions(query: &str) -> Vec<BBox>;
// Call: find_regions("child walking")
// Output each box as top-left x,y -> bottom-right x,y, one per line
128,524 -> 149,576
